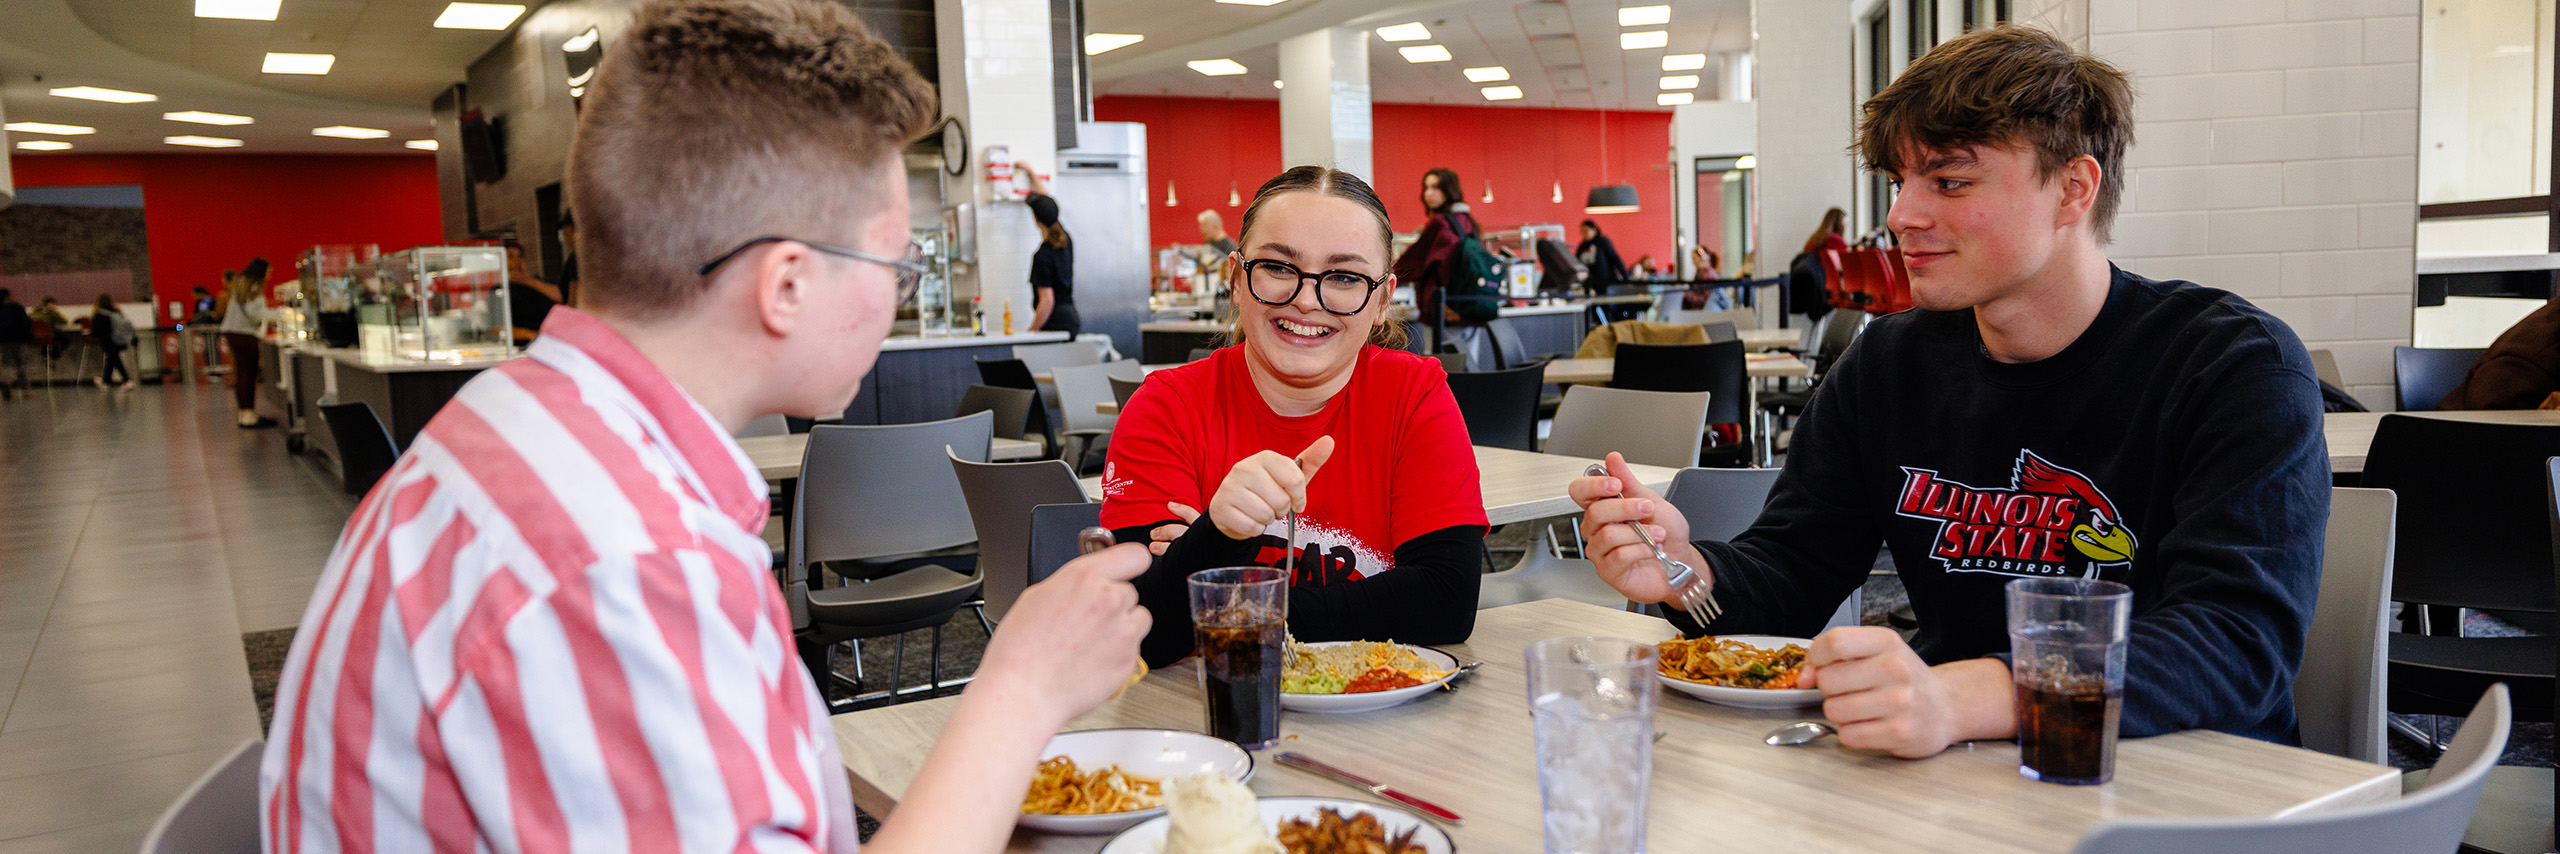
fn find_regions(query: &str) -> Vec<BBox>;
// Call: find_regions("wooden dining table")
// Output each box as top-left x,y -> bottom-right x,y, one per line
1076,445 -> 1680,527
1737,326 -> 1803,351
2323,409 -> 2560,474
1544,353 -> 1813,385
738,433 -> 1043,482
833,598 -> 2400,853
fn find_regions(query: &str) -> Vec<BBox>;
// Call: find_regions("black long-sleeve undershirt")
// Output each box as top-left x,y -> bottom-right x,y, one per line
1114,521 -> 1483,668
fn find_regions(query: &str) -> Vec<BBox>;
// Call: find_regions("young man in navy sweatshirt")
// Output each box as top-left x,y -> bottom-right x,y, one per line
1573,25 -> 2326,758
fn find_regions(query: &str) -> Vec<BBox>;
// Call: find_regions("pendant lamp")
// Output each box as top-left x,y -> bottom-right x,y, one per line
1551,181 -> 1564,203
1584,184 -> 1641,214
1165,180 -> 1179,207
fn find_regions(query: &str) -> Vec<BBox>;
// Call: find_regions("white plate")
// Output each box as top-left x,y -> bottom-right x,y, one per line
1017,729 -> 1257,835
1655,635 -> 1824,710
1097,796 -> 1459,854
1279,643 -> 1462,714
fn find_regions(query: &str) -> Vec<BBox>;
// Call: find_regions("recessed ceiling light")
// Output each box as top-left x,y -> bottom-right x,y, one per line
313,126 -> 390,139
1272,80 -> 1284,89
1619,5 -> 1671,26
1482,85 -> 1524,101
262,53 -> 336,75
1664,53 -> 1708,71
195,0 -> 279,20
434,2 -> 525,29
1375,23 -> 1431,41
164,111 -> 254,126
1735,155 -> 1756,169
1658,92 -> 1694,106
16,141 -> 73,151
562,27 -> 600,52
1213,0 -> 1286,6
1086,33 -> 1144,54
50,86 -> 157,103
1399,45 -> 1453,63
1463,66 -> 1510,83
1661,75 -> 1699,89
4,122 -> 95,135
406,139 -> 439,150
1187,59 -> 1248,76
166,135 -> 244,148
1621,31 -> 1668,50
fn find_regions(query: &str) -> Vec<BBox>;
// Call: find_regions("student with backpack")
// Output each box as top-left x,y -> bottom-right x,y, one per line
1390,168 -> 1503,353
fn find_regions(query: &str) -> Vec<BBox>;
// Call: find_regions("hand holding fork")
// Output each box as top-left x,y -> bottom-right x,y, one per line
1579,461 -> 1723,626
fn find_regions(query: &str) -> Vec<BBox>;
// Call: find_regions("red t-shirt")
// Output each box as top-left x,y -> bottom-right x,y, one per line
1100,345 -> 1487,587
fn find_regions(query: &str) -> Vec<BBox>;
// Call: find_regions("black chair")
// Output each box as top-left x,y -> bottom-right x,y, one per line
954,384 -> 1041,448
1759,310 -> 1868,428
974,357 -> 1060,457
2358,415 -> 2557,731
1446,363 -> 1544,452
1027,501 -> 1107,586
318,402 -> 399,497
2393,346 -> 2486,412
1109,375 -> 1144,408
1484,316 -> 1551,371
1612,341 -> 1749,466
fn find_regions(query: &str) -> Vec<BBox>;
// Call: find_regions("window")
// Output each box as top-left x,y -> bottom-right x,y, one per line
2415,0 -> 2558,254
1907,0 -> 1936,66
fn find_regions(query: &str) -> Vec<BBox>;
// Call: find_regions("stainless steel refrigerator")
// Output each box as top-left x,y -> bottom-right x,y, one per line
1053,121 -> 1150,358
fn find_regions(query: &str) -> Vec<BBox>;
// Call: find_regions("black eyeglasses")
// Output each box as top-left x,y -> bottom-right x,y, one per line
1238,258 -> 1386,316
697,236 -> 929,305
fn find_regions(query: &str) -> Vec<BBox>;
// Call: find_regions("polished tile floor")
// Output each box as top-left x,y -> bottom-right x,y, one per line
0,379 -> 351,853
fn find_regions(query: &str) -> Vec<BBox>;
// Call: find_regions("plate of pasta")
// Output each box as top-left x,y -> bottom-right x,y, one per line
1279,639 -> 1461,714
1018,729 -> 1257,835
1655,635 -> 1823,710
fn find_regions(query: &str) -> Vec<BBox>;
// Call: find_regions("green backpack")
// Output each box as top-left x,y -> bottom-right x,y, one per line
1444,229 -> 1505,323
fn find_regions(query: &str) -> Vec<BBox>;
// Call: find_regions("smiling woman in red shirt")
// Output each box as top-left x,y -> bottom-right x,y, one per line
1101,165 -> 1489,667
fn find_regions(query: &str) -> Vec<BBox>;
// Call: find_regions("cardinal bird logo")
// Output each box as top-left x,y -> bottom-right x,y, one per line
1894,450 -> 2136,579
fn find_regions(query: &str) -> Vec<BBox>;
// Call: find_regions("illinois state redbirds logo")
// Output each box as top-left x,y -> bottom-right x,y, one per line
1893,450 -> 2136,579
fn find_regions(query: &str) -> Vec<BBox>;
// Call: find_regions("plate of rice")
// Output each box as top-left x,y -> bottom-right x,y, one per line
1278,639 -> 1460,714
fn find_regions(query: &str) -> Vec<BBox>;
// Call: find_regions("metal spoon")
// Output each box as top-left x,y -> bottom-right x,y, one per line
1763,720 -> 1837,746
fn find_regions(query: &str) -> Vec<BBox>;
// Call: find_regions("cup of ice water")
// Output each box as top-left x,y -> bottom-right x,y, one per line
1524,637 -> 1658,854
2006,577 -> 2132,785
1188,567 -> 1287,749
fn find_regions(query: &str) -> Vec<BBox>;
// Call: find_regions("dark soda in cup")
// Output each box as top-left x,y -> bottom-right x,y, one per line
2016,671 -> 2121,784
1188,567 -> 1287,749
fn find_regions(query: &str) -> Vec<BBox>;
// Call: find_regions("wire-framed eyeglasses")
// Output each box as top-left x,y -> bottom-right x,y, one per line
697,236 -> 929,305
1238,258 -> 1386,316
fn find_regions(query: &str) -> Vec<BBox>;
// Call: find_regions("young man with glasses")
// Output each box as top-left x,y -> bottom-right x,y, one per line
1574,26 -> 2326,758
260,1 -> 1152,851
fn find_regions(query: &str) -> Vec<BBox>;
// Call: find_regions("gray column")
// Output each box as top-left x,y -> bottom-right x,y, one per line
0,97 -> 15,210
1752,0 -> 1854,295
1279,28 -> 1373,182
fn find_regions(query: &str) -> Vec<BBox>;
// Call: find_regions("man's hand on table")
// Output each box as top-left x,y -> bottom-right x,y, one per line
970,542 -> 1153,728
1799,627 -> 2018,758
1568,452 -> 1703,605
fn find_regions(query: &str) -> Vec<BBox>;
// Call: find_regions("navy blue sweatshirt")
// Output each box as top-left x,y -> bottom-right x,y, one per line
1675,267 -> 2327,743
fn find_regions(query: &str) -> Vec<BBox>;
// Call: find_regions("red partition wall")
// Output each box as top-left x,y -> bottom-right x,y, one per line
1094,96 -> 1676,268
6,153 -> 443,323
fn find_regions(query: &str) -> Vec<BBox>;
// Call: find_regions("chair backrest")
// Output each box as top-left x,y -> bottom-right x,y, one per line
1483,316 -> 1538,370
318,401 -> 399,497
1649,291 -> 1682,321
2309,348 -> 2346,389
1812,309 -> 1866,373
954,384 -> 1038,442
1612,341 -> 1746,425
734,413 -> 789,438
1445,362 -> 1545,452
1014,340 -> 1101,376
1432,352 -> 1471,373
2068,684 -> 2511,854
141,739 -> 263,854
1700,320 -> 1739,344
1546,385 -> 1711,469
1662,467 -> 1783,542
788,412 -> 993,576
1701,307 -> 1758,331
2360,415 -> 2560,612
1050,362 -> 1119,433
2392,346 -> 2485,412
1101,359 -> 1147,383
950,451 -> 1091,622
2298,487 -> 2396,764
974,358 -> 1057,447
1027,501 -> 1107,587
1109,375 -> 1145,407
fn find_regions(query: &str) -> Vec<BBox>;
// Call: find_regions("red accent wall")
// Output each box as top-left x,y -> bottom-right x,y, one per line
6,153 -> 443,324
1094,96 -> 1677,267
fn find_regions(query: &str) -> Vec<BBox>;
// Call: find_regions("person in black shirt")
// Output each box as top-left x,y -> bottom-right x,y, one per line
1572,26 -> 2324,759
1575,219 -> 1629,294
1022,164 -> 1079,337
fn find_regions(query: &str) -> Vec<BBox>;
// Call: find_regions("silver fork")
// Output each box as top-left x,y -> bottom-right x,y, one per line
1583,463 -> 1722,625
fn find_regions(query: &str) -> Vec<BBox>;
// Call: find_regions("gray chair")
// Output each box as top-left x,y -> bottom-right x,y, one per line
2392,346 -> 2485,412
734,413 -> 789,438
2309,348 -> 2346,390
950,451 -> 1090,623
1659,467 -> 1858,630
955,383 -> 1041,450
2069,684 -> 2512,854
2299,487 -> 2396,765
1544,385 -> 1712,470
1027,501 -> 1107,587
140,739 -> 262,854
1049,361 -> 1119,473
1108,375 -> 1145,408
1101,358 -> 1147,383
788,412 -> 992,708
1699,320 -> 1739,344
1014,340 -> 1101,377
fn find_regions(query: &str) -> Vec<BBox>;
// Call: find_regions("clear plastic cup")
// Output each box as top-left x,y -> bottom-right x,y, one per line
1188,567 -> 1287,749
1524,637 -> 1658,854
2006,577 -> 2132,785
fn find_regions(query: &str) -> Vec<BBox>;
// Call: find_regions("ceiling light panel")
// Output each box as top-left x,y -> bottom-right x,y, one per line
195,0 -> 279,20
1482,86 -> 1524,101
1213,0 -> 1287,6
1463,66 -> 1510,83
1086,33 -> 1144,54
1658,93 -> 1694,106
1661,75 -> 1700,89
263,53 -> 336,75
1664,53 -> 1708,70
164,111 -> 253,126
1375,23 -> 1431,41
1618,5 -> 1671,26
50,86 -> 157,103
434,2 -> 525,29
1620,31 -> 1668,50
16,141 -> 73,151
406,140 -> 440,150
4,122 -> 95,135
166,136 -> 243,148
1187,59 -> 1248,76
1399,45 -> 1452,63
313,126 -> 390,139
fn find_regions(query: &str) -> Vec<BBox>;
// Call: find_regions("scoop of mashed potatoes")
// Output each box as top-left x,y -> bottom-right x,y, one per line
1161,774 -> 1280,854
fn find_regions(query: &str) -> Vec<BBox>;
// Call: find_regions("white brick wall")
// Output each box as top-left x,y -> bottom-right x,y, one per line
2093,0 -> 2421,409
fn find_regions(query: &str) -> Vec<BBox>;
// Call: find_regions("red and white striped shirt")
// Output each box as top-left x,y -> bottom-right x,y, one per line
261,308 -> 856,853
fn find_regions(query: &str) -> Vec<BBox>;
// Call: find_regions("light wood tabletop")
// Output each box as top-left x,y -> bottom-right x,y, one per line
1544,353 -> 1813,386
738,433 -> 1042,482
833,598 -> 2400,854
2324,409 -> 2560,474
1075,445 -> 1679,527
1738,327 -> 1803,350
